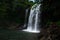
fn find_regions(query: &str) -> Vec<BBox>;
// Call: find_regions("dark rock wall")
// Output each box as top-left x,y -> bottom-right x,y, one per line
40,0 -> 60,28
38,0 -> 60,40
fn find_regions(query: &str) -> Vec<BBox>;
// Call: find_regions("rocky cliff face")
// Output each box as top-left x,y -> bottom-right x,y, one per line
39,0 -> 60,40
39,22 -> 60,40
40,0 -> 60,28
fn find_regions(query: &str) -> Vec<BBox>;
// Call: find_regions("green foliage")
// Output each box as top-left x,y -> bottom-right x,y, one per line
56,21 -> 60,25
17,0 -> 35,8
0,0 -> 35,28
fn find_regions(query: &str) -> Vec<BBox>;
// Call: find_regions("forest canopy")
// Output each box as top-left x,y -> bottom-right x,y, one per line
0,0 -> 60,29
0,0 -> 35,28
0,0 -> 34,20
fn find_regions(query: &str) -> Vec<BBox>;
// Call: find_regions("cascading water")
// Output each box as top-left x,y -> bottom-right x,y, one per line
29,0 -> 35,2
24,8 -> 29,28
22,3 -> 41,33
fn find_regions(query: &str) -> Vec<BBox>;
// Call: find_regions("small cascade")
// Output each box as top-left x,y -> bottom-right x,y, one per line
24,8 -> 29,28
22,3 -> 41,33
29,0 -> 35,2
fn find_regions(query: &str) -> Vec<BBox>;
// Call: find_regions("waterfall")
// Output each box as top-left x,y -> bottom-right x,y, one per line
29,0 -> 35,2
24,8 -> 29,28
22,3 -> 41,33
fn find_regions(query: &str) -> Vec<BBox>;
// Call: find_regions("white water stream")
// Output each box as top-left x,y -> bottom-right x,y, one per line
22,3 -> 41,33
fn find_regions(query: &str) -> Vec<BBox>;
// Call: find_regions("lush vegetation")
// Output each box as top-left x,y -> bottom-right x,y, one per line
0,0 -> 60,40
40,0 -> 60,28
0,0 -> 35,29
0,0 -> 60,29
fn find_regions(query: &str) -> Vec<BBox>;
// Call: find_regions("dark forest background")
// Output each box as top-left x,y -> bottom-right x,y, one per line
0,0 -> 35,29
0,0 -> 60,29
41,0 -> 60,28
0,0 -> 60,40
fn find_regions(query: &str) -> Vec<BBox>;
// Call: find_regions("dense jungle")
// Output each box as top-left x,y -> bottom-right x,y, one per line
0,0 -> 60,40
